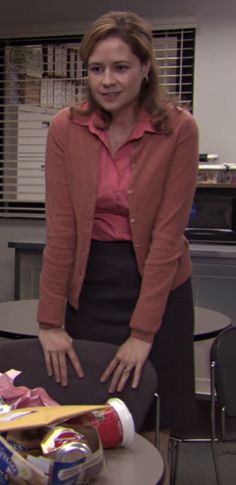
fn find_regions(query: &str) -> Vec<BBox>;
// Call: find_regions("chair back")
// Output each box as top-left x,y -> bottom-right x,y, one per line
210,325 -> 236,417
0,338 -> 158,431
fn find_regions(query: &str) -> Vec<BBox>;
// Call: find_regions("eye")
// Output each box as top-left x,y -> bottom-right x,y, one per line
88,64 -> 104,74
115,64 -> 129,72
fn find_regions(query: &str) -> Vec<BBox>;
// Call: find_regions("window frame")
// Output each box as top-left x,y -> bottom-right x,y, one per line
0,27 -> 195,219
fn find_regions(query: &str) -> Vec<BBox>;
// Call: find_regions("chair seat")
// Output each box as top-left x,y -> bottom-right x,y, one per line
171,398 -> 236,442
170,325 -> 236,485
171,399 -> 216,441
0,338 -> 158,433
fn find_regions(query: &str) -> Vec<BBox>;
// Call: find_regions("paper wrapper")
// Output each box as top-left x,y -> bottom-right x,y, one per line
0,405 -> 105,484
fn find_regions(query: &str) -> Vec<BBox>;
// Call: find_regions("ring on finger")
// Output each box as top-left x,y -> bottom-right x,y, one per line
123,367 -> 132,374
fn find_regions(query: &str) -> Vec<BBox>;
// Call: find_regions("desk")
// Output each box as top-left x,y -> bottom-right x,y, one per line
98,434 -> 164,484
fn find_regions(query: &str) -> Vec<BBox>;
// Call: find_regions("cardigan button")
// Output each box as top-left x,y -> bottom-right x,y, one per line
127,189 -> 133,195
130,217 -> 136,224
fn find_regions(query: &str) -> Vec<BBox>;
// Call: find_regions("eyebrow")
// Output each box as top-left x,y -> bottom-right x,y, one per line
88,60 -> 132,66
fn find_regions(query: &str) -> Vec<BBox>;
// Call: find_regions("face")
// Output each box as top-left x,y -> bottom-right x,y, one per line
87,36 -> 150,118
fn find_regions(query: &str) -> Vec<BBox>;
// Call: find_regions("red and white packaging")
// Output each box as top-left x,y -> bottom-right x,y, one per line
69,398 -> 135,449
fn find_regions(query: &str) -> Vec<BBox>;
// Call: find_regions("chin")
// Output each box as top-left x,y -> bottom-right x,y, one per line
98,105 -> 119,116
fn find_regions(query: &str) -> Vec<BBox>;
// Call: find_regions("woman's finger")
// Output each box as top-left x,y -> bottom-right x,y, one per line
115,367 -> 133,392
51,352 -> 61,383
68,347 -> 84,378
100,357 -> 119,382
58,351 -> 68,386
108,363 -> 133,393
131,362 -> 143,389
108,364 -> 124,393
44,350 -> 53,377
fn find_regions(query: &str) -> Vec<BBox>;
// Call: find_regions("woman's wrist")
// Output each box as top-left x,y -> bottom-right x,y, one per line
39,322 -> 63,330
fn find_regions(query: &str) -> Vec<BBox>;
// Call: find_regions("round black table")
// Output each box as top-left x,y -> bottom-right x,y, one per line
194,306 -> 231,341
0,299 -> 231,340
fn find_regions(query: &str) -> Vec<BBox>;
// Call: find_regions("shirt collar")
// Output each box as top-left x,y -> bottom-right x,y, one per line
72,106 -> 156,140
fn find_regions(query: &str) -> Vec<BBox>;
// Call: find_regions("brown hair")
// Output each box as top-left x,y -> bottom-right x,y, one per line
71,11 -> 172,133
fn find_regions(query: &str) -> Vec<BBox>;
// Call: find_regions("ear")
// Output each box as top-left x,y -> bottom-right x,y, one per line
141,61 -> 151,78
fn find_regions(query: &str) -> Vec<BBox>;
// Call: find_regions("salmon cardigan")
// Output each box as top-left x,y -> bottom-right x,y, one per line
37,104 -> 199,343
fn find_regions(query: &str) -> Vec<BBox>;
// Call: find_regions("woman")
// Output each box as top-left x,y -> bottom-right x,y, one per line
38,10 -> 198,481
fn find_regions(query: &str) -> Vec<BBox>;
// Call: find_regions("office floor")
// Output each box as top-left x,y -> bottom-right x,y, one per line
176,441 -> 236,485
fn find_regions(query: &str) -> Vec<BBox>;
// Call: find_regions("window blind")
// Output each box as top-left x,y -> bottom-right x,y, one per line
0,28 -> 195,218
153,28 -> 195,110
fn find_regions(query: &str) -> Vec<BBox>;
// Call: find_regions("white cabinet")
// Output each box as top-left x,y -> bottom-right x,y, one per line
16,105 -> 57,202
190,245 -> 236,395
191,252 -> 236,323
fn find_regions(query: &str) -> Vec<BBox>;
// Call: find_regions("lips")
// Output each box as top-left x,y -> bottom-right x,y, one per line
100,92 -> 121,99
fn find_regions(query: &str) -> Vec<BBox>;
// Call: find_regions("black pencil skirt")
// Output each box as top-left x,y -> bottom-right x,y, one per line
65,240 -> 196,430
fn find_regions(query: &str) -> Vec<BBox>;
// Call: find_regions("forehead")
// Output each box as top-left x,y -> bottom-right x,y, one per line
88,36 -> 139,63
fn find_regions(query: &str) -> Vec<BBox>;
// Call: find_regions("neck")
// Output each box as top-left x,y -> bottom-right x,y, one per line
106,106 -> 138,154
109,104 -> 139,132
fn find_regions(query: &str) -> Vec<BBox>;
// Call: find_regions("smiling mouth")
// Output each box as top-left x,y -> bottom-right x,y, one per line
101,92 -> 121,97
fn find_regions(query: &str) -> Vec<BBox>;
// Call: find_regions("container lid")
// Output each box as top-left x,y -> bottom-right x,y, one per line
107,398 -> 135,447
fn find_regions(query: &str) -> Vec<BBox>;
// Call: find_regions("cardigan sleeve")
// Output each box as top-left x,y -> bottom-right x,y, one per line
37,111 -> 77,326
129,111 -> 199,342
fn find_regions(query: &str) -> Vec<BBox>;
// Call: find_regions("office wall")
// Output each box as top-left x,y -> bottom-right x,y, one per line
0,0 -> 235,301
0,219 -> 46,301
2,0 -> 235,159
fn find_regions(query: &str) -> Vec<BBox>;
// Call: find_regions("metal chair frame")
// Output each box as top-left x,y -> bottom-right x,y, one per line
154,391 -> 161,448
169,325 -> 236,485
210,360 -> 223,485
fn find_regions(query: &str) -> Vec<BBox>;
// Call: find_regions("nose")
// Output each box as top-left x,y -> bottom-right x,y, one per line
102,68 -> 115,86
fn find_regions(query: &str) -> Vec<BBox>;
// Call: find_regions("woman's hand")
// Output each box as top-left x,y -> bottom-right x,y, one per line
100,336 -> 152,393
38,327 -> 84,386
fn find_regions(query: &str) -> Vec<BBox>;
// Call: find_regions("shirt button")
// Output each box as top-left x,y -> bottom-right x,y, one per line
130,217 -> 136,224
134,243 -> 140,248
127,189 -> 133,195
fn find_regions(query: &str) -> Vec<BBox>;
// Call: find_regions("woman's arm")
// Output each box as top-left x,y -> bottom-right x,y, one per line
130,111 -> 199,341
37,111 -> 83,384
38,111 -> 77,326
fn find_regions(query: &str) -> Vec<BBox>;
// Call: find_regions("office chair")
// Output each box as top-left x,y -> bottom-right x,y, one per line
169,324 -> 236,485
0,338 -> 158,434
